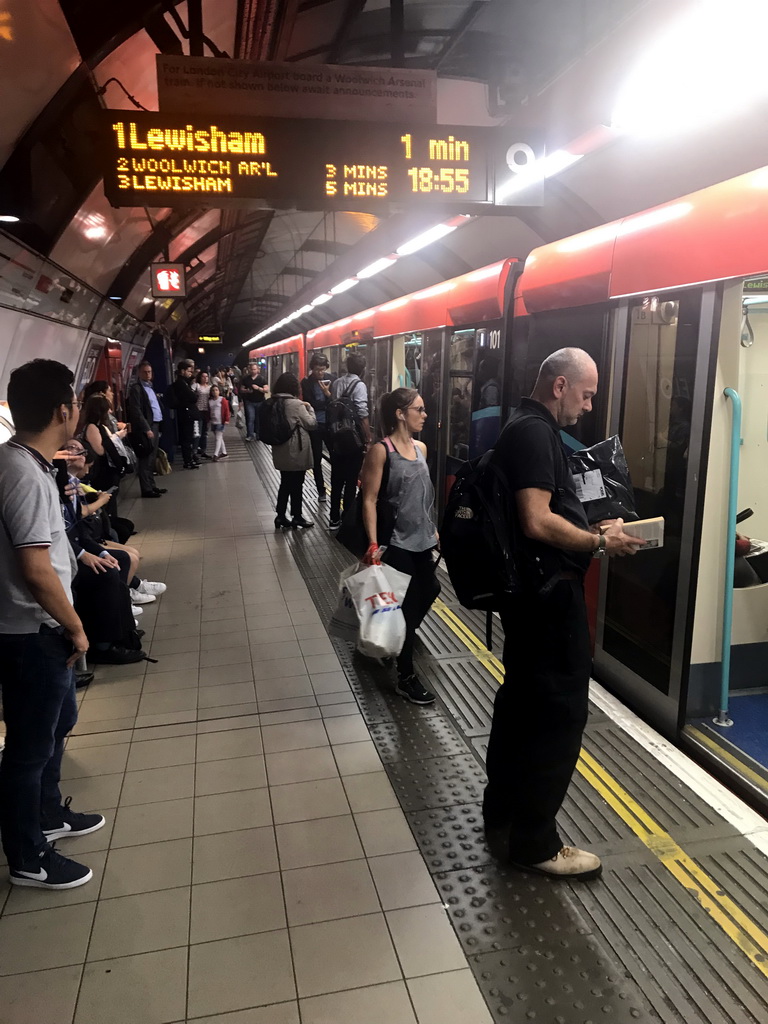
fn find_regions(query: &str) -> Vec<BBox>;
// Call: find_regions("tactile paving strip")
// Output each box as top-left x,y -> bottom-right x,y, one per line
386,753 -> 487,812
420,656 -> 497,736
406,802 -> 492,873
369,714 -> 471,763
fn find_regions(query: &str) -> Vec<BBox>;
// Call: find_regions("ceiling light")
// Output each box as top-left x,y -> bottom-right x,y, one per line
356,257 -> 396,279
311,293 -> 333,306
612,1 -> 768,136
330,278 -> 357,295
109,295 -> 122,302
296,304 -> 313,316
396,223 -> 458,256
0,214 -> 20,223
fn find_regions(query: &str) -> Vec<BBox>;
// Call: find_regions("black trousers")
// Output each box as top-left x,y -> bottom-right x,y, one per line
138,425 -> 161,495
276,470 -> 305,518
178,413 -> 196,466
330,448 -> 363,521
73,562 -> 133,646
309,428 -> 328,495
382,546 -> 441,678
483,578 -> 592,864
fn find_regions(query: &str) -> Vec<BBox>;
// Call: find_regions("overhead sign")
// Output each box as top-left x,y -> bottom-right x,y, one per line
150,262 -> 186,297
198,333 -> 223,344
157,56 -> 437,124
104,112 -> 496,210
743,277 -> 768,293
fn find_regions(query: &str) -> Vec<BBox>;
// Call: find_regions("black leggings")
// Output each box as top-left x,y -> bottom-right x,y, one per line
276,471 -> 305,518
382,546 -> 441,677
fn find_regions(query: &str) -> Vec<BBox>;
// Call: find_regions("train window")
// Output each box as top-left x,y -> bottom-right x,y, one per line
602,293 -> 700,694
448,329 -> 475,459
421,330 -> 443,481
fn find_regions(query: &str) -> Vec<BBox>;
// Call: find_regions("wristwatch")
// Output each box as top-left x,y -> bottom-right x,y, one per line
593,534 -> 607,559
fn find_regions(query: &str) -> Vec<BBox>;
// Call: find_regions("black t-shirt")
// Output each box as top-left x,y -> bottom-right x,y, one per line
240,375 -> 267,402
493,397 -> 591,578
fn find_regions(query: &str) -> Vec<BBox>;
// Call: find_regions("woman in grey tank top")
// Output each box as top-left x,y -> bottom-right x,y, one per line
360,388 -> 441,706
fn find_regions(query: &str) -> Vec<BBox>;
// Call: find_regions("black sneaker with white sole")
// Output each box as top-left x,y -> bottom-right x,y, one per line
9,845 -> 93,889
396,674 -> 436,705
41,796 -> 105,841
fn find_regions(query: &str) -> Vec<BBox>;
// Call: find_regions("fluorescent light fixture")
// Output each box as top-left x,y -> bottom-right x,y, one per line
496,150 -> 583,203
109,296 -> 122,301
311,293 -> 333,306
0,214 -> 20,223
330,278 -> 357,295
356,257 -> 396,279
612,0 -> 768,136
396,223 -> 458,256
296,304 -> 313,316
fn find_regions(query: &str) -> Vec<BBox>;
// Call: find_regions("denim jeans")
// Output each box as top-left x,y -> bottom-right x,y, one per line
0,625 -> 78,868
245,402 -> 260,439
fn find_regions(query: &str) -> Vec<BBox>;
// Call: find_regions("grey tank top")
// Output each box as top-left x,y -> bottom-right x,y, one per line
384,437 -> 437,552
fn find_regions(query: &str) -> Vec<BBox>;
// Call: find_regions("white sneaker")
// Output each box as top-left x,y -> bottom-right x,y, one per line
138,579 -> 167,597
129,588 -> 155,605
521,846 -> 602,881
134,617 -> 140,627
131,604 -> 143,616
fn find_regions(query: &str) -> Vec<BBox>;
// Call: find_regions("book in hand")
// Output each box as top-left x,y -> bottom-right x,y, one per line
620,517 -> 665,549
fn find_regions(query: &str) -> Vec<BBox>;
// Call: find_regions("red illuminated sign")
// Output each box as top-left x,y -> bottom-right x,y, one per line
151,262 -> 186,297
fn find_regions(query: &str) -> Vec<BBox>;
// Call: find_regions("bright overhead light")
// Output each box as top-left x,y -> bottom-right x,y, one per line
356,257 -> 396,279
0,214 -> 20,223
396,223 -> 458,256
296,304 -> 313,316
612,1 -> 768,136
311,293 -> 333,306
330,278 -> 357,295
496,150 -> 582,203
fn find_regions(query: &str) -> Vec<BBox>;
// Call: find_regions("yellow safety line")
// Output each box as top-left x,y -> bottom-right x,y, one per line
686,725 -> 768,796
431,598 -> 768,979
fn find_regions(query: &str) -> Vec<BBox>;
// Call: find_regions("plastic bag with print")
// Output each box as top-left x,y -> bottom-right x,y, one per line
345,563 -> 411,659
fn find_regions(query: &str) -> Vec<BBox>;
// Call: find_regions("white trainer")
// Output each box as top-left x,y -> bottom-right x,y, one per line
130,604 -> 143,616
521,846 -> 602,881
129,588 -> 155,605
138,579 -> 167,597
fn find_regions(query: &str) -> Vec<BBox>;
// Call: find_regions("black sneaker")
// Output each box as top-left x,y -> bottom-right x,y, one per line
396,674 -> 436,705
88,646 -> 145,665
329,518 -> 342,531
42,796 -> 106,840
9,844 -> 93,889
75,671 -> 94,689
291,517 -> 314,529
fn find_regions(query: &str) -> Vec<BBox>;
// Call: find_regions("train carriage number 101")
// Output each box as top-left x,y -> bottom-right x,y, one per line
401,133 -> 471,195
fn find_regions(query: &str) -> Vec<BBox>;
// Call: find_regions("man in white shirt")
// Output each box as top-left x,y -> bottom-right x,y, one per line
328,353 -> 371,530
0,359 -> 105,890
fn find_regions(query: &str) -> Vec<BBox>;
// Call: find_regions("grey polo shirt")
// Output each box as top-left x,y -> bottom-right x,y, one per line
332,374 -> 369,418
0,441 -> 76,633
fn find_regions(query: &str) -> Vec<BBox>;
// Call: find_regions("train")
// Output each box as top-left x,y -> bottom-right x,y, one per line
252,164 -> 768,811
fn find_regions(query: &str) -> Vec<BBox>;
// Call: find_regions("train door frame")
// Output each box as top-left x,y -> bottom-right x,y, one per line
593,284 -> 721,737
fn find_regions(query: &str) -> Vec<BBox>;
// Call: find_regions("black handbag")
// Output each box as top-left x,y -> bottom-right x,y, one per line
337,442 -> 395,558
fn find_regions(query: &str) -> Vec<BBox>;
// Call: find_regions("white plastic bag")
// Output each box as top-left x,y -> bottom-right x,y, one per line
345,563 -> 411,659
327,563 -> 361,643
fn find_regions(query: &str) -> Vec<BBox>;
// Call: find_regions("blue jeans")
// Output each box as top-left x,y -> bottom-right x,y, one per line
245,401 -> 260,439
0,625 -> 78,868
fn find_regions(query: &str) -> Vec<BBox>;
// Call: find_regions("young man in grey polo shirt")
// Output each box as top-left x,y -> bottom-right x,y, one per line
0,359 -> 105,889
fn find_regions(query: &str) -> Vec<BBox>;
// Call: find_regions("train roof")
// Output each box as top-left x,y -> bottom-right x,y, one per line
520,165 -> 768,313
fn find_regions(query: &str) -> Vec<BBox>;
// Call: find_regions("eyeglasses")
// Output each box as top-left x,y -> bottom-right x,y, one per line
408,405 -> 427,414
65,447 -> 86,455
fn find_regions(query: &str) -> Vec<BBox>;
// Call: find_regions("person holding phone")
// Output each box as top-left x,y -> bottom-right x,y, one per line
301,353 -> 337,501
0,359 -> 104,891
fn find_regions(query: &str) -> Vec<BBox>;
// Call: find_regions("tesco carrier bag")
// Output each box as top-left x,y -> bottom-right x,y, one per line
345,562 -> 411,659
328,564 -> 362,644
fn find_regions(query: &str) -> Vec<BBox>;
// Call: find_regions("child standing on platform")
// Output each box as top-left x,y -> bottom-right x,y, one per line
208,384 -> 230,461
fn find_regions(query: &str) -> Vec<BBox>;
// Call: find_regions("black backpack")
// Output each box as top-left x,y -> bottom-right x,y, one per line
259,396 -> 294,446
328,379 -> 364,456
440,450 -> 522,613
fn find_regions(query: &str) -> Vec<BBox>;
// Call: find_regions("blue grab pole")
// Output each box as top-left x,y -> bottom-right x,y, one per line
714,388 -> 742,728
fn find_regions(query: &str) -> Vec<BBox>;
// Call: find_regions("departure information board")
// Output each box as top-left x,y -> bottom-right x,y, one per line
103,112 -> 496,209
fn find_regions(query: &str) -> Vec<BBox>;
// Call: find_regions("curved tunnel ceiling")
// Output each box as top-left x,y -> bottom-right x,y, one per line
4,0 -> 766,357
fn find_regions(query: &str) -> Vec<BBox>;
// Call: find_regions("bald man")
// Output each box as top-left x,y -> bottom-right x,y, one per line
483,347 -> 643,880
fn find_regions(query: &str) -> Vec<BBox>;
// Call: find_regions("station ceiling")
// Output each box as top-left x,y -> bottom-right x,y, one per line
0,0 -> 713,354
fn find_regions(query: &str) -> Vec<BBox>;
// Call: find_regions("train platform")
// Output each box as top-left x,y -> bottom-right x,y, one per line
1,426 -> 768,1024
